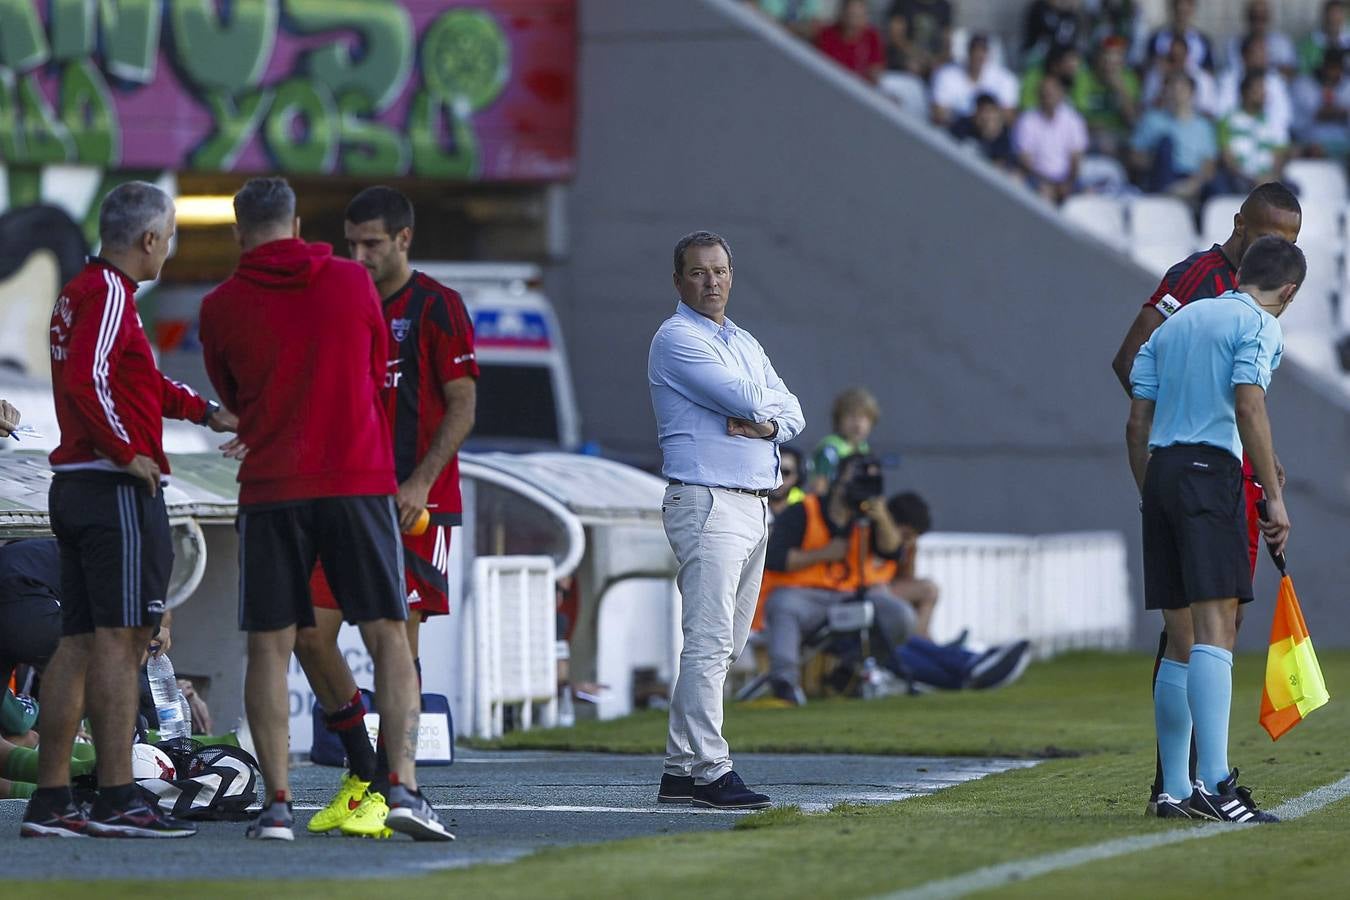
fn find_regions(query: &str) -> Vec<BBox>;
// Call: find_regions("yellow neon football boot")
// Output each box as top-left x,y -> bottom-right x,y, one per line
339,789 -> 392,839
307,772 -> 370,834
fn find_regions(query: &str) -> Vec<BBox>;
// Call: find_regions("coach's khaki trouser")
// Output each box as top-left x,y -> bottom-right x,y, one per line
661,484 -> 768,783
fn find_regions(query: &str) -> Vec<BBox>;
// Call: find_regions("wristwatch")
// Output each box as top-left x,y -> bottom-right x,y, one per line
199,399 -> 220,426
762,419 -> 779,441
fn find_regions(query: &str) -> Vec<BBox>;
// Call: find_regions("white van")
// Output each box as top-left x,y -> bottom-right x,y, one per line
413,262 -> 581,451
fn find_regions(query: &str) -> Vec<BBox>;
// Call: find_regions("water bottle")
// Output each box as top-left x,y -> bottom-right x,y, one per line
558,684 -> 576,727
860,657 -> 880,700
146,653 -> 189,741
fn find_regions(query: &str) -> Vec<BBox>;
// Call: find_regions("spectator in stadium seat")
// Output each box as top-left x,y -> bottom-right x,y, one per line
931,33 -> 1019,126
1074,35 -> 1141,155
1131,71 -> 1217,203
1224,0 -> 1296,77
1014,74 -> 1089,204
886,0 -> 952,78
815,0 -> 885,85
809,386 -> 879,494
1141,0 -> 1215,72
1297,0 -> 1350,76
1142,35 -> 1220,117
1022,0 -> 1084,68
951,93 -> 1019,174
1216,34 -> 1293,139
1292,49 -> 1350,159
1019,43 -> 1083,111
1216,72 -> 1290,194
743,0 -> 834,40
0,399 -> 18,438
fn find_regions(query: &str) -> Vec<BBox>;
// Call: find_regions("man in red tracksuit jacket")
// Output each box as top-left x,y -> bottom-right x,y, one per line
22,181 -> 235,840
198,176 -> 450,843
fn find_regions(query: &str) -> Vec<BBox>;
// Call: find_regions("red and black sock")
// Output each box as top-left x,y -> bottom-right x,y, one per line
325,690 -> 378,782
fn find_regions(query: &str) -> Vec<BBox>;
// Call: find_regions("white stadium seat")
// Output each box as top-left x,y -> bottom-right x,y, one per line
1131,241 -> 1189,276
1281,242 -> 1339,334
1284,159 -> 1348,205
1129,196 -> 1198,251
1200,194 -> 1244,247
1062,194 -> 1128,251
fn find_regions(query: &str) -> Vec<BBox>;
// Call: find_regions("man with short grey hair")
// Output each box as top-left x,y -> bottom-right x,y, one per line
649,230 -> 804,809
22,181 -> 236,838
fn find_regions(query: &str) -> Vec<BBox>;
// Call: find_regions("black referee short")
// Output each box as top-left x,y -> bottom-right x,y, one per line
48,472 -> 172,635
236,494 -> 406,631
1142,444 -> 1254,610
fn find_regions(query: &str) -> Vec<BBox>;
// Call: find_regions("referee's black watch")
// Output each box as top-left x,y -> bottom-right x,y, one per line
198,399 -> 220,427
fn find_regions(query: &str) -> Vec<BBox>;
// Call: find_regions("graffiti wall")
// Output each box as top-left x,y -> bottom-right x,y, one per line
0,0 -> 576,181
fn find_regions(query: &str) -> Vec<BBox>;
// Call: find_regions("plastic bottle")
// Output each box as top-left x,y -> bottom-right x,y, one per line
146,653 -> 189,740
558,684 -> 576,727
860,657 -> 880,700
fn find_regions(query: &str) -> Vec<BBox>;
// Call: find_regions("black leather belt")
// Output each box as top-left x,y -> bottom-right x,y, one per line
668,479 -> 770,498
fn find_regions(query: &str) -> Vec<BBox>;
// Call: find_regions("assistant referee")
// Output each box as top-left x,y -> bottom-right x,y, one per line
1126,235 -> 1301,825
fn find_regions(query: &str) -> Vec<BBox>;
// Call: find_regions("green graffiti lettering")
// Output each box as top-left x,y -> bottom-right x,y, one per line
408,90 -> 478,180
419,9 -> 510,112
338,92 -> 409,176
0,0 -> 50,72
284,0 -> 413,112
98,0 -> 162,84
169,0 -> 280,94
61,60 -> 120,167
264,78 -> 338,173
16,75 -> 75,163
0,71 -> 21,160
51,0 -> 97,61
189,89 -> 273,170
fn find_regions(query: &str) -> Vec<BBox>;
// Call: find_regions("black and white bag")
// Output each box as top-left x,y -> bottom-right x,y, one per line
137,744 -> 261,821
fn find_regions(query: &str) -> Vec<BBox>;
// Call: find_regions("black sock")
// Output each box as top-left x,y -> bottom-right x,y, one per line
325,691 -> 378,783
99,782 -> 138,807
1151,629 -> 1166,797
32,785 -> 73,808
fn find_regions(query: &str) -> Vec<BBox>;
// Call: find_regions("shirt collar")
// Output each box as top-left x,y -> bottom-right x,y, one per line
88,256 -> 137,289
675,300 -> 739,340
1221,289 -> 1271,319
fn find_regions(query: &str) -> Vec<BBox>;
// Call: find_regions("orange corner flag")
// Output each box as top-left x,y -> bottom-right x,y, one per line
1259,574 -> 1330,741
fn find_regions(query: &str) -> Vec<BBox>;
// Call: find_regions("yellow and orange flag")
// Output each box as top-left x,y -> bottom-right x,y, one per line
1259,572 -> 1330,741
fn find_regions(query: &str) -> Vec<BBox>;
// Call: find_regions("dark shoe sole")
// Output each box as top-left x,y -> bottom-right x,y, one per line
657,794 -> 693,804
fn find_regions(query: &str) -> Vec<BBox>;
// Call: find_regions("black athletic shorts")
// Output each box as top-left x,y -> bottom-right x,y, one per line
236,494 -> 406,631
0,590 -> 61,680
48,472 -> 172,635
1142,444 -> 1254,610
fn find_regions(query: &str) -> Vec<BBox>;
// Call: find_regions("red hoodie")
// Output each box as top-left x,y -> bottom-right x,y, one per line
200,239 -> 396,505
49,259 -> 208,474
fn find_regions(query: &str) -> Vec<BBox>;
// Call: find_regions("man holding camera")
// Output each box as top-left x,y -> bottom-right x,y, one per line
762,455 -> 915,701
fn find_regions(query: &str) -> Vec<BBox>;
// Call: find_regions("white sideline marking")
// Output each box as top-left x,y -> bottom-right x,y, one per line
877,774 -> 1350,900
289,802 -> 754,815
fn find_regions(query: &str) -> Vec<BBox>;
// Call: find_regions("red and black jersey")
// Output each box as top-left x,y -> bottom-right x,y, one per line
384,271 -> 479,523
1144,244 -> 1239,318
49,259 -> 207,474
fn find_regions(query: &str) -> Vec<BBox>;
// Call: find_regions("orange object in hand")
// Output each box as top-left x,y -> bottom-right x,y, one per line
405,507 -> 430,536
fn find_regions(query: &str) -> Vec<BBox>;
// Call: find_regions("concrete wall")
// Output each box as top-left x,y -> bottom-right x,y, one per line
556,0 -> 1350,649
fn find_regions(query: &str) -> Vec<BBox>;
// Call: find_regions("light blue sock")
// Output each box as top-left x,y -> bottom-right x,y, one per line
1153,658 -> 1193,800
1188,644 -> 1234,792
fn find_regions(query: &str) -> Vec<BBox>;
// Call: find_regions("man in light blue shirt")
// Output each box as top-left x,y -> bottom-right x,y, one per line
648,231 -> 803,810
1125,235 -> 1301,825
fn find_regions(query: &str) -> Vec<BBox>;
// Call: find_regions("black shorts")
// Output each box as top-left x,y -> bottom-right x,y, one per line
1142,444 -> 1254,610
0,590 -> 60,681
48,472 -> 172,635
236,495 -> 406,631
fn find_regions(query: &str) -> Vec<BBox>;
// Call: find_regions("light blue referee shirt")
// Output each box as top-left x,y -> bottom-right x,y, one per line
1130,290 -> 1283,460
649,301 -> 805,490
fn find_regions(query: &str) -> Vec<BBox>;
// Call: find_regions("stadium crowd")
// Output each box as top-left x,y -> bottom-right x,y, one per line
745,0 -> 1350,208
